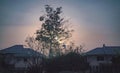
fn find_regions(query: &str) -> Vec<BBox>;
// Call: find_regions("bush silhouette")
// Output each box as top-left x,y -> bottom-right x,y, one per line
45,52 -> 89,73
111,56 -> 120,65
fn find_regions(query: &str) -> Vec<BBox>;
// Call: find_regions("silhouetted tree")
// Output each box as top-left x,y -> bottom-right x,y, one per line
26,5 -> 73,58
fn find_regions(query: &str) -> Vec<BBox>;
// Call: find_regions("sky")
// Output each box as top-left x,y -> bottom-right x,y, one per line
0,0 -> 120,51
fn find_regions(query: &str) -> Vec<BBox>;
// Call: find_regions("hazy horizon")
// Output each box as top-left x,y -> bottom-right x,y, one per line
0,0 -> 120,51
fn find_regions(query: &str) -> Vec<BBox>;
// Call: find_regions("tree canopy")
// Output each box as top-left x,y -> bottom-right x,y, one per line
26,5 -> 73,58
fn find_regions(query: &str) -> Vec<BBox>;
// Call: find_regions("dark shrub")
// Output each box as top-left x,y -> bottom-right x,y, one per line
27,64 -> 43,73
26,58 -> 46,73
45,52 -> 89,73
111,56 -> 120,65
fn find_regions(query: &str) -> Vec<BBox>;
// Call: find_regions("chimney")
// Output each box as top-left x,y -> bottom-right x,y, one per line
103,44 -> 106,48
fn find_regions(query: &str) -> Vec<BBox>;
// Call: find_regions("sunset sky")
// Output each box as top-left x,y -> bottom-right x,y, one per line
0,0 -> 120,51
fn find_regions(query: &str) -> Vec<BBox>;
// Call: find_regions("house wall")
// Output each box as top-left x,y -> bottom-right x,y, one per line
87,55 -> 112,67
14,58 -> 28,69
4,55 -> 42,69
4,55 -> 29,69
5,54 -> 15,65
87,56 -> 99,66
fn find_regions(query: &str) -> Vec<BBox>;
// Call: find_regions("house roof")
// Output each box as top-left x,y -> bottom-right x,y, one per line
0,45 -> 44,57
85,45 -> 120,56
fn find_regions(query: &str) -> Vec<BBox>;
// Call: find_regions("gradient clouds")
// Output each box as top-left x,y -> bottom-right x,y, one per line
0,0 -> 120,50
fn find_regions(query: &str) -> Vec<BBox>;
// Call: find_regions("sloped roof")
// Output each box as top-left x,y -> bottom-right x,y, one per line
0,45 -> 44,57
85,45 -> 120,56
